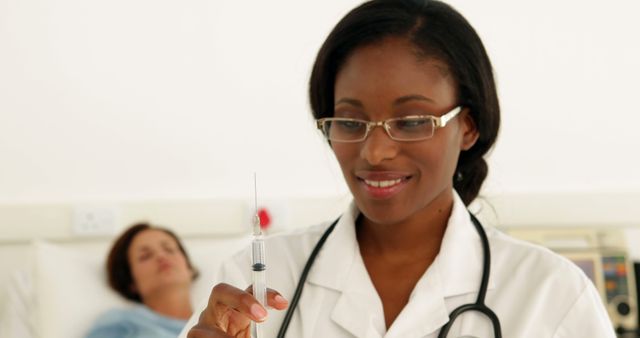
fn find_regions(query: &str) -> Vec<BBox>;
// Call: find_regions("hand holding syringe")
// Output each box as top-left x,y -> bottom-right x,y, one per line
182,174 -> 287,337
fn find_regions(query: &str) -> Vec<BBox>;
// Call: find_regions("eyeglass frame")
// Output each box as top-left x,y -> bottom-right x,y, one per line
316,105 -> 463,143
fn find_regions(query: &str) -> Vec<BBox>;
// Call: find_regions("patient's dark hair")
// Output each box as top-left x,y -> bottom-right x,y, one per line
107,222 -> 198,303
309,0 -> 500,205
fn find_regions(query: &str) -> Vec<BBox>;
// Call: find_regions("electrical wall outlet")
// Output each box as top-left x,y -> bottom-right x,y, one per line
72,206 -> 121,237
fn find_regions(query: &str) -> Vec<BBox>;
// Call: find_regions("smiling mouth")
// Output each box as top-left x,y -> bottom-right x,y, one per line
355,174 -> 413,198
361,177 -> 408,188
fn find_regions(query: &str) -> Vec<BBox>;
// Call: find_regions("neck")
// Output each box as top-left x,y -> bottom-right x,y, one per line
143,286 -> 192,320
357,189 -> 454,261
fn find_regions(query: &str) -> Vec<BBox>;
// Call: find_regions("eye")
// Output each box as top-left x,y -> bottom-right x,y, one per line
395,118 -> 429,130
334,119 -> 365,131
139,252 -> 153,261
161,242 -> 179,254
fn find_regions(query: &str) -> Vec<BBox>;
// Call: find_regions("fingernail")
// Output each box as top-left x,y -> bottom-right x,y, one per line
275,295 -> 288,303
250,304 -> 267,320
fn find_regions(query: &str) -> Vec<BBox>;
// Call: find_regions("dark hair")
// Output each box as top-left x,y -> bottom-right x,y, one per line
309,0 -> 500,205
106,222 -> 198,303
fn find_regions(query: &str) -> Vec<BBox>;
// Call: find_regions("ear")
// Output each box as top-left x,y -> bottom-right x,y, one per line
459,108 -> 479,151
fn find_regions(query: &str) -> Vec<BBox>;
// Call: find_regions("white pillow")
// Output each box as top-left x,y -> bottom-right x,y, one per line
32,236 -> 249,338
0,268 -> 37,338
184,236 -> 251,306
33,240 -> 129,338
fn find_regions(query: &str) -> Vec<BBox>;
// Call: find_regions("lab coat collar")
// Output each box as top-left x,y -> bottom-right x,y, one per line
307,201 -> 385,337
436,192 -> 496,297
307,191 -> 495,338
306,200 -> 360,292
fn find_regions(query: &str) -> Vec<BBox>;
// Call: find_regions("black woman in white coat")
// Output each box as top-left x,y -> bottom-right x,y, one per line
183,1 -> 616,337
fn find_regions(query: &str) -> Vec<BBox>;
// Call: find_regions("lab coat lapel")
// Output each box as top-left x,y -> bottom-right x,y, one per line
330,262 -> 386,338
437,193 -> 496,298
306,202 -> 360,292
307,202 -> 386,338
384,260 -> 450,338
385,193 -> 496,338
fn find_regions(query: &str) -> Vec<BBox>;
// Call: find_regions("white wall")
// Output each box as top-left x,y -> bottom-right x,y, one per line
1,0 -> 639,206
0,0 -> 356,204
1,0 -> 639,262
454,0 -> 640,194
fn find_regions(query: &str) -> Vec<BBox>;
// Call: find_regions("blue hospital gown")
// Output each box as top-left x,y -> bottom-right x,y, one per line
85,305 -> 187,338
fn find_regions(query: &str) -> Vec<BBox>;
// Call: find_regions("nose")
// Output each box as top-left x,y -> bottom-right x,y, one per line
359,125 -> 399,165
155,252 -> 169,263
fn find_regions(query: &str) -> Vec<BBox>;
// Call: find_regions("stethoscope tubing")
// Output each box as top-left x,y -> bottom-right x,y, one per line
276,218 -> 339,338
277,212 -> 502,338
437,213 -> 502,337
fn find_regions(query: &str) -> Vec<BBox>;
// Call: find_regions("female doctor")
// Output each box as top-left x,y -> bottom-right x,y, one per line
184,1 -> 616,337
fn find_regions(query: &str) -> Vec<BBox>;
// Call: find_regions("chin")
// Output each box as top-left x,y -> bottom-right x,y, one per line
155,273 -> 186,285
355,198 -> 412,226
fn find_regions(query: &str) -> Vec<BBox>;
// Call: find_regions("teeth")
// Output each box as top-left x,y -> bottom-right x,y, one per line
364,178 -> 403,188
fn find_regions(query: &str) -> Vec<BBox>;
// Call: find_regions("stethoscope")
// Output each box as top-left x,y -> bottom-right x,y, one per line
276,212 -> 502,338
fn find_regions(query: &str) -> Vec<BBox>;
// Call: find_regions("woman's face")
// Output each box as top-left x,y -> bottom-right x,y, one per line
128,229 -> 193,300
332,37 -> 478,225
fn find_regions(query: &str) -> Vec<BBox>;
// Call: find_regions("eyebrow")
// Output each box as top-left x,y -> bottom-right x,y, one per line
161,241 -> 176,248
136,246 -> 151,254
334,97 -> 363,108
334,94 -> 435,108
393,94 -> 435,106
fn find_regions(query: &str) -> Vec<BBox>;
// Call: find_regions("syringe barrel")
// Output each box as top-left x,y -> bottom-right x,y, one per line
252,270 -> 267,306
251,237 -> 266,307
252,237 -> 265,266
251,237 -> 267,338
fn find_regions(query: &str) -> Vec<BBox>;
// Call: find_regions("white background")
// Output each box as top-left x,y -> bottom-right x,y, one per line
1,0 -> 639,205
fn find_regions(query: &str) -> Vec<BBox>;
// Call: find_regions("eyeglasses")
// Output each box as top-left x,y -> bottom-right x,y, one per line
316,106 -> 462,143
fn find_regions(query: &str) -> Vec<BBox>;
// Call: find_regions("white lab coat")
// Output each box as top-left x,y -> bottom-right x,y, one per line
180,192 -> 616,338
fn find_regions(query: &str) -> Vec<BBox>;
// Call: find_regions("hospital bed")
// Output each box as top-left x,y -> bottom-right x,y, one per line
0,236 -> 249,338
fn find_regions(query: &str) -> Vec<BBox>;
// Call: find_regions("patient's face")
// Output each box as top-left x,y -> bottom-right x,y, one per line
127,229 -> 193,300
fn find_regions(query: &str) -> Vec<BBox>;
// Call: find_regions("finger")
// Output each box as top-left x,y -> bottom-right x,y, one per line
198,308 -> 235,332
187,324 -> 232,338
209,283 -> 268,323
267,288 -> 289,310
245,286 -> 289,310
198,304 -> 251,337
222,308 -> 254,337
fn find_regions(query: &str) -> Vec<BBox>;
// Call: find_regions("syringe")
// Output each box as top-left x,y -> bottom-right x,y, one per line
251,174 -> 266,338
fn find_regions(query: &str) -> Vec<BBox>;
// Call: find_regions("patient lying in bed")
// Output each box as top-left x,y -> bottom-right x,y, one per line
85,223 -> 198,338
